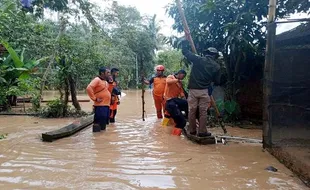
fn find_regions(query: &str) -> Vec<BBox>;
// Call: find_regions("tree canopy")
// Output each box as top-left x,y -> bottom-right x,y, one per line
167,0 -> 310,99
0,0 -> 164,113
1,0 -> 309,117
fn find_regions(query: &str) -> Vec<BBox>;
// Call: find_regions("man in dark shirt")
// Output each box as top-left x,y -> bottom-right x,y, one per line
182,42 -> 221,137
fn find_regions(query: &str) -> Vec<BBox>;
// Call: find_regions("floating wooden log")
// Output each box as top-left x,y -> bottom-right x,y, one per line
41,115 -> 93,142
0,112 -> 38,116
182,129 -> 216,145
16,97 -> 90,103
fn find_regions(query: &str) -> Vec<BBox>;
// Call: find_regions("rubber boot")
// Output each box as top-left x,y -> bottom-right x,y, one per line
171,127 -> 182,136
162,117 -> 170,126
198,132 -> 212,137
190,131 -> 197,136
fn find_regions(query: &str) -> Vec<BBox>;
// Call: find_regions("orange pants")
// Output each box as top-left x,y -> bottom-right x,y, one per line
110,96 -> 118,123
153,95 -> 164,119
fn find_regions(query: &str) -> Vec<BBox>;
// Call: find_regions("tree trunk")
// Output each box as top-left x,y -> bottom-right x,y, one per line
223,54 -> 232,82
68,74 -> 81,111
232,51 -> 243,100
63,78 -> 70,117
8,95 -> 17,107
58,87 -> 64,101
223,52 -> 233,101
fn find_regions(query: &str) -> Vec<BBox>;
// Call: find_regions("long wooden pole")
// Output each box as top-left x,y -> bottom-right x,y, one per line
176,0 -> 197,54
140,55 -> 146,121
263,0 -> 277,148
176,0 -> 226,133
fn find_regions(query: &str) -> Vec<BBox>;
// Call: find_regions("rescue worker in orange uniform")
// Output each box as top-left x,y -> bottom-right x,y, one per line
144,65 -> 167,119
86,67 -> 111,132
164,70 -> 188,131
108,68 -> 121,123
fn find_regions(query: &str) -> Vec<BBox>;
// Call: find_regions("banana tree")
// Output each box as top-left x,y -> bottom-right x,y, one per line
0,41 -> 47,109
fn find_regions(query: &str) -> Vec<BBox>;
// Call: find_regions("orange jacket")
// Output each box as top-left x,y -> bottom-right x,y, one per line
86,77 -> 111,106
150,76 -> 166,97
108,81 -> 117,95
108,81 -> 119,108
164,75 -> 185,100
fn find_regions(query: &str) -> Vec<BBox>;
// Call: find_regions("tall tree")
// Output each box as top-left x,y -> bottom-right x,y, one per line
167,0 -> 310,99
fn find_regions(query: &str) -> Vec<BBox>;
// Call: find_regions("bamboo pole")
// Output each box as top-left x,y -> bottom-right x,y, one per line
263,0 -> 277,148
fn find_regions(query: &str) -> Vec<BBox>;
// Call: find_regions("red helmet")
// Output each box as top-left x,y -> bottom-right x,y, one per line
156,65 -> 165,71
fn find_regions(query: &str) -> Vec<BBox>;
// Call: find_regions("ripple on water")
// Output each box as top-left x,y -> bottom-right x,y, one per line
0,92 -> 307,189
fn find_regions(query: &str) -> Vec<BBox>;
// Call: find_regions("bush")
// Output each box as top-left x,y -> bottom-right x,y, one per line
216,99 -> 241,122
39,98 -> 89,118
0,86 -> 7,107
39,99 -> 67,118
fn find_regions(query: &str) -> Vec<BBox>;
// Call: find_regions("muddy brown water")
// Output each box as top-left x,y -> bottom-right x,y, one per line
0,90 -> 308,189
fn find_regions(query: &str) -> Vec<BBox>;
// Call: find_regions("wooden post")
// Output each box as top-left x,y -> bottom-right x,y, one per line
263,0 -> 277,148
140,55 -> 146,121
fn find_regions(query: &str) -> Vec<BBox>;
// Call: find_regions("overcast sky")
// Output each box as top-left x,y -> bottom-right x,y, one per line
91,0 -> 175,36
117,0 -> 175,35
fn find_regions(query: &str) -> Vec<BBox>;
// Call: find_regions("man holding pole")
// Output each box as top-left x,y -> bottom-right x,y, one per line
175,0 -> 223,137
181,42 -> 221,137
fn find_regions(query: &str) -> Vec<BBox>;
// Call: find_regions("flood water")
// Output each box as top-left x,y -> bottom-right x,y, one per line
0,90 -> 307,189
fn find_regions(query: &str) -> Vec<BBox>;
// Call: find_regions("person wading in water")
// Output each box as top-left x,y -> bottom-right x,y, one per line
86,67 -> 111,132
108,68 -> 121,123
164,70 -> 188,135
144,65 -> 167,119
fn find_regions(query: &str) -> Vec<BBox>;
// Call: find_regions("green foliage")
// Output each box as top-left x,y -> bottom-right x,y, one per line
99,3 -> 160,89
39,98 -> 88,118
0,40 -> 43,109
0,0 -> 161,115
19,78 -> 41,110
216,100 -> 240,122
0,133 -> 8,140
39,99 -> 67,118
0,77 -> 40,109
23,0 -> 70,17
0,87 -> 7,105
155,49 -> 183,74
1,0 -> 161,91
155,49 -> 190,88
0,0 -> 57,60
167,0 -> 310,100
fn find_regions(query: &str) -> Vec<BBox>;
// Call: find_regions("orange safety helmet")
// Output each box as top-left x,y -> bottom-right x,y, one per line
156,65 -> 165,71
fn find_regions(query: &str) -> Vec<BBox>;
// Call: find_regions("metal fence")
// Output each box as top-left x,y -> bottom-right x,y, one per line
268,22 -> 310,148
